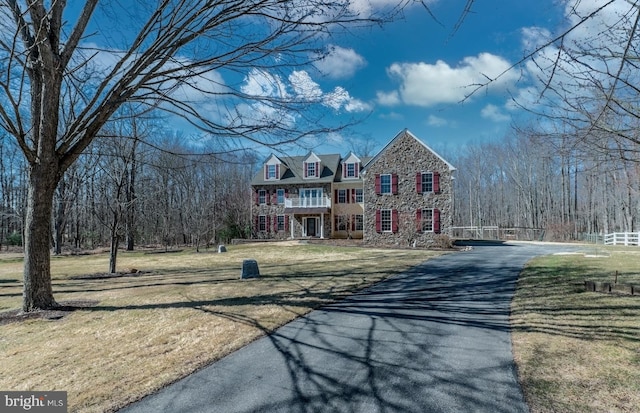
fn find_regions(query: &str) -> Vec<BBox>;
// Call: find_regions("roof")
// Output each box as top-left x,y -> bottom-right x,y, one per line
251,154 -> 342,185
362,129 -> 456,172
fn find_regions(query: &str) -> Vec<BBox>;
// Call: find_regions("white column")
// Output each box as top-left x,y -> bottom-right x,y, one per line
320,214 -> 325,239
290,215 -> 294,239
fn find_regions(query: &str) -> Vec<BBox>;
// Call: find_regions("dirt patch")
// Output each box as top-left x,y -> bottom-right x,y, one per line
0,300 -> 99,325
69,269 -> 152,280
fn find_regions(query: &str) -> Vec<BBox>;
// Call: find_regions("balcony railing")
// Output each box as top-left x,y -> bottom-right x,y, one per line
285,196 -> 331,208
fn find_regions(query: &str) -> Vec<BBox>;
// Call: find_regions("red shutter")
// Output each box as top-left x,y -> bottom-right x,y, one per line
254,191 -> 259,205
303,162 -> 308,178
342,163 -> 347,178
433,172 -> 440,194
391,174 -> 398,195
434,208 -> 441,234
351,189 -> 356,203
375,210 -> 381,233
375,174 -> 381,194
285,215 -> 289,232
266,216 -> 270,232
416,209 -> 422,232
265,190 -> 270,205
354,163 -> 359,178
416,172 -> 422,193
315,162 -> 320,177
255,216 -> 259,232
335,189 -> 339,204
392,209 -> 399,233
264,165 -> 268,180
351,215 -> 356,231
284,188 -> 289,199
275,164 -> 280,179
271,191 -> 277,204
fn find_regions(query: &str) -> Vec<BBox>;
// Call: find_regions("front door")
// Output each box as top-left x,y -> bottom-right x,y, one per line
306,217 -> 317,237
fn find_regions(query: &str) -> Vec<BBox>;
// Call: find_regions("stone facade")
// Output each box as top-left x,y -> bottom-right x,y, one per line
250,129 -> 455,246
362,130 -> 455,247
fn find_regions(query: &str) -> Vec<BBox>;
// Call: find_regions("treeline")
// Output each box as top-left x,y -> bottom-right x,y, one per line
0,131 -> 257,254
452,128 -> 640,240
2,125 -> 639,251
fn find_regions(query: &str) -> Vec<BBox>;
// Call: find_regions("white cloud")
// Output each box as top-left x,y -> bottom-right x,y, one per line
427,115 -> 448,127
288,70 -> 323,100
348,0 -> 437,17
385,53 -> 519,107
481,104 -> 510,122
376,90 -> 400,106
242,69 -> 288,99
379,111 -> 403,120
324,86 -> 372,112
314,45 -> 366,79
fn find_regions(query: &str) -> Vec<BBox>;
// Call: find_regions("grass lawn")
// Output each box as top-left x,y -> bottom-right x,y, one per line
511,247 -> 640,413
0,243 -> 441,413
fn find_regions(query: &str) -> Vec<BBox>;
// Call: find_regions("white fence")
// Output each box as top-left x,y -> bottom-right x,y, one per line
604,232 -> 640,246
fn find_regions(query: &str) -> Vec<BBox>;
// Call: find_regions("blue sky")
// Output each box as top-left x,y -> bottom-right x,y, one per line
304,0 -> 567,156
55,0 -> 623,159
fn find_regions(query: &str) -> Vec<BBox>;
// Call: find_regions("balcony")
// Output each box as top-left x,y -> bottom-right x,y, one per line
284,196 -> 331,213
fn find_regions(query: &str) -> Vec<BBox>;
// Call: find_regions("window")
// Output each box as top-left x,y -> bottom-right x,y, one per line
276,215 -> 285,231
258,215 -> 267,232
305,162 -> 316,178
335,215 -> 347,231
258,190 -> 267,204
417,171 -> 440,193
380,174 -> 391,194
417,208 -> 441,233
380,209 -> 392,232
420,208 -> 434,232
355,188 -> 363,203
421,173 -> 433,193
277,189 -> 285,204
376,173 -> 397,195
337,189 -> 347,204
376,209 -> 397,233
355,214 -> 363,231
267,164 -> 277,179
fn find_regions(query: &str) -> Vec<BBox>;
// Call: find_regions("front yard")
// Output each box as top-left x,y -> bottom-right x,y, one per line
0,243 -> 440,413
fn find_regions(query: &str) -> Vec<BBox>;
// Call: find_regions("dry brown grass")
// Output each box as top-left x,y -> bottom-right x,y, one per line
511,247 -> 640,413
0,243 -> 441,413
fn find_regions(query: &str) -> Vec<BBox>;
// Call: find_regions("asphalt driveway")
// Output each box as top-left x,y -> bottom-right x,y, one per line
119,242 -> 578,413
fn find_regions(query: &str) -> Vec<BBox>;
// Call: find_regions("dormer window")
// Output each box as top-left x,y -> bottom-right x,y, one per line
303,152 -> 321,179
263,159 -> 281,181
341,153 -> 361,179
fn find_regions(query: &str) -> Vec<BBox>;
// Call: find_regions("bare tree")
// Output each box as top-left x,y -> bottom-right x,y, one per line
0,0 -> 417,311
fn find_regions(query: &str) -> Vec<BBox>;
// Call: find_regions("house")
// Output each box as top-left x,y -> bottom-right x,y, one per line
251,129 -> 456,246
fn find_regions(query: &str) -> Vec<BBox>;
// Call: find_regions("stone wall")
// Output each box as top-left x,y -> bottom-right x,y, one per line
363,131 -> 454,247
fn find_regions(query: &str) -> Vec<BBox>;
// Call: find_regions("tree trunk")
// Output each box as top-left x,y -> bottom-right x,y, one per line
22,164 -> 59,311
109,233 -> 119,274
54,179 -> 66,255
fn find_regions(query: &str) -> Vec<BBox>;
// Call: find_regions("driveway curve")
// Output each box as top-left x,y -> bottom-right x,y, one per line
119,242 -> 577,413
